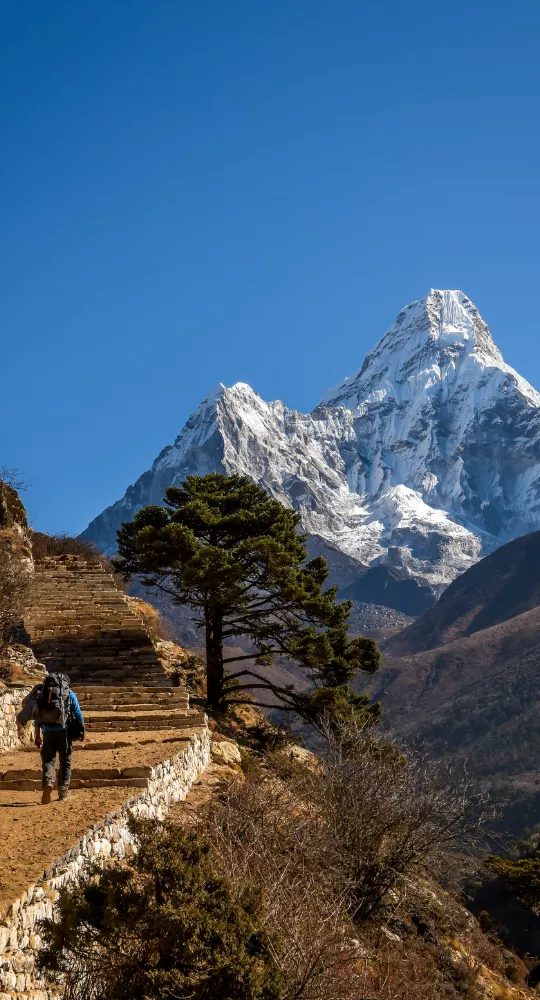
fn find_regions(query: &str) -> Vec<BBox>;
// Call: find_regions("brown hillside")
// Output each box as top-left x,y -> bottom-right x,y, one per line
374,604 -> 540,752
368,538 -> 540,829
385,530 -> 540,656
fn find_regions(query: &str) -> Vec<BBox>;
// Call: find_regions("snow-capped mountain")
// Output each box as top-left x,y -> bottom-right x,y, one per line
82,290 -> 540,608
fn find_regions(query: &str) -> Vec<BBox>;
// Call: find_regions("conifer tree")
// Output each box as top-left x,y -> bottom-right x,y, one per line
113,473 -> 380,722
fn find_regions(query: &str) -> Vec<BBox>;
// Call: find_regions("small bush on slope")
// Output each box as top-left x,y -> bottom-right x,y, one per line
124,595 -> 170,640
193,724 -> 494,998
205,724 -> 488,918
38,820 -> 284,1000
31,531 -> 106,565
39,729 -> 504,1000
0,483 -> 33,648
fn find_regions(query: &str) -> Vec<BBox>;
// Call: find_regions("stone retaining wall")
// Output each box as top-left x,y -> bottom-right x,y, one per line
0,727 -> 211,999
0,687 -> 31,754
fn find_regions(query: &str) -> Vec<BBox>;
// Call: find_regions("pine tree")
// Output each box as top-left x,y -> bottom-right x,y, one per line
113,473 -> 380,722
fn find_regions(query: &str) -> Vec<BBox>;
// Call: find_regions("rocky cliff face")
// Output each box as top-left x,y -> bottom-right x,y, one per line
82,290 -> 540,607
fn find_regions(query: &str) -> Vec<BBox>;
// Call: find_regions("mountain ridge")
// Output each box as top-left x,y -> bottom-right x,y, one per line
368,530 -> 540,829
82,289 -> 540,609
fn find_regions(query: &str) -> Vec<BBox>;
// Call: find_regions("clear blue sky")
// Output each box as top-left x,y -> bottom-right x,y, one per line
1,0 -> 540,534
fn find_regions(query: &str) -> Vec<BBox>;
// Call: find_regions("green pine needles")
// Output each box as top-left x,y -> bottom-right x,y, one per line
113,473 -> 380,723
485,850 -> 540,913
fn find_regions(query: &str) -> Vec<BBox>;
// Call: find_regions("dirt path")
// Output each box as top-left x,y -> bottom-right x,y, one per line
0,785 -> 141,905
0,728 -> 206,907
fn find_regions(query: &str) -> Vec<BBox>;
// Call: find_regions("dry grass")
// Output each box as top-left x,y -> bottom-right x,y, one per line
182,723 -> 500,999
124,595 -> 170,640
0,529 -> 33,650
0,660 -> 14,682
30,531 -> 107,565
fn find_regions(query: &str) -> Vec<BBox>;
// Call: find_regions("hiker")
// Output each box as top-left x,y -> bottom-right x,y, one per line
17,673 -> 85,804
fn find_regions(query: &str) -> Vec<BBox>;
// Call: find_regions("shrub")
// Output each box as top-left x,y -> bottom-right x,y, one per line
39,819 -> 285,1000
296,723 -> 488,920
0,532 -> 33,647
485,849 -> 540,912
38,729 -> 497,1000
195,723 -> 489,997
0,473 -> 28,528
31,531 -> 107,565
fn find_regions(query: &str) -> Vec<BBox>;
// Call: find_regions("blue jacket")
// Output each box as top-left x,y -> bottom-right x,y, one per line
36,691 -> 84,733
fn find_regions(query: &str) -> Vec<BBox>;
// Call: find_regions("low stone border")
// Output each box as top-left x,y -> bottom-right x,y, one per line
0,726 -> 210,999
0,686 -> 32,754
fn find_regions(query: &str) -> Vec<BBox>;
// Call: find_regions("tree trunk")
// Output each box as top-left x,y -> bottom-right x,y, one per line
205,607 -> 224,711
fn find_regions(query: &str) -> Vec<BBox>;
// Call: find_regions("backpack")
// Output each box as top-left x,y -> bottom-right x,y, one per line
36,673 -> 71,727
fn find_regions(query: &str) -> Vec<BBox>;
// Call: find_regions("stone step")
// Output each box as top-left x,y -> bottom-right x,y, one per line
0,990 -> 49,999
76,685 -> 186,693
67,666 -> 166,674
76,689 -> 187,697
1,764 -> 154,781
34,628 -> 152,636
79,686 -> 182,693
69,680 -> 172,689
86,714 -> 206,732
0,777 -> 149,791
84,708 -> 198,721
79,702 -> 189,713
16,731 -> 201,752
76,693 -> 187,700
38,670 -> 165,679
64,670 -> 170,691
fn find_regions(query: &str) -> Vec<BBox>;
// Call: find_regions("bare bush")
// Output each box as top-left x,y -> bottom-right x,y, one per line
295,723 -> 490,919
202,775 -> 359,999
0,660 -> 14,683
0,535 -> 33,647
0,467 -> 28,492
31,531 -> 108,566
195,724 -> 490,999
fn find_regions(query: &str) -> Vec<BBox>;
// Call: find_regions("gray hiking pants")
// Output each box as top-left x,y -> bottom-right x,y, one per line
40,729 -> 73,790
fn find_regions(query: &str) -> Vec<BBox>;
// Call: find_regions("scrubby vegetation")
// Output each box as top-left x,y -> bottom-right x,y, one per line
113,473 -> 381,723
123,594 -> 170,639
0,478 -> 33,654
38,724 -> 514,999
30,530 -> 106,565
486,846 -> 540,914
39,819 -> 283,1000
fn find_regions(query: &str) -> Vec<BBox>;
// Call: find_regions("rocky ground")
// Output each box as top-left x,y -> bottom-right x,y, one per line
347,600 -> 415,635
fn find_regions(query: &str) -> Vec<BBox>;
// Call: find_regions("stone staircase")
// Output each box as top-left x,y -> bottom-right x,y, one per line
27,554 -> 169,686
0,555 -> 212,998
16,556 -> 208,791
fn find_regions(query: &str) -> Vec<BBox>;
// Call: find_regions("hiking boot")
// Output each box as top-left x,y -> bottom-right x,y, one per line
41,786 -> 52,805
58,787 -> 70,801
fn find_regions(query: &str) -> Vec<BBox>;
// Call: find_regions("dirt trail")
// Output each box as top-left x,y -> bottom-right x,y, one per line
0,785 -> 141,905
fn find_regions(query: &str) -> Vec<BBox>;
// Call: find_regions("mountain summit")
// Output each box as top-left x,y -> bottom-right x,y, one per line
82,291 -> 540,608
320,289 -> 508,406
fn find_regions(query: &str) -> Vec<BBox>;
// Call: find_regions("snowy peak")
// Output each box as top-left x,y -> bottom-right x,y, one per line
320,289 -> 512,408
82,289 -> 540,612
